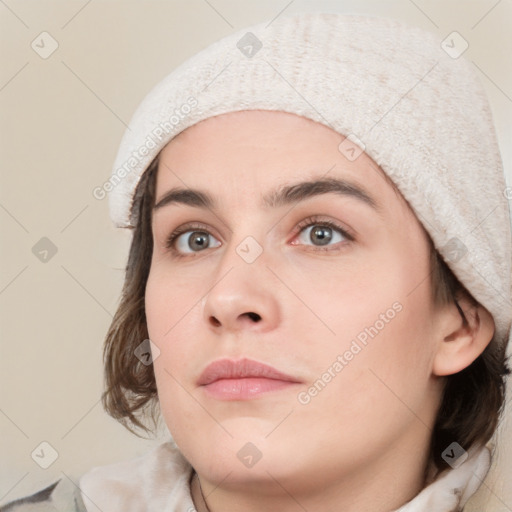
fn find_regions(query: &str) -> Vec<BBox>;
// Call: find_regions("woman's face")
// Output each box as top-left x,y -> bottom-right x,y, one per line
145,110 -> 444,497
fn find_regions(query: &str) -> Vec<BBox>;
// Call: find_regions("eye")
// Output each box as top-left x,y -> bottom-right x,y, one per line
165,216 -> 354,259
292,215 -> 354,249
166,224 -> 221,256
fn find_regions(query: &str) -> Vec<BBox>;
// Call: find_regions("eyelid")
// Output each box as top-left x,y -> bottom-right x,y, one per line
164,215 -> 355,257
164,221 -> 218,249
291,215 -> 355,242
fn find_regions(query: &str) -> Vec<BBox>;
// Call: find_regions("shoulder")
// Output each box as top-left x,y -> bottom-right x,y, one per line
0,478 -> 87,512
79,440 -> 194,511
1,442 -> 194,512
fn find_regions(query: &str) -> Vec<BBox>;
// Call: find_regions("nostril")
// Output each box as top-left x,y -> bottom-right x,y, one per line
245,312 -> 261,322
209,312 -> 261,327
210,316 -> 221,327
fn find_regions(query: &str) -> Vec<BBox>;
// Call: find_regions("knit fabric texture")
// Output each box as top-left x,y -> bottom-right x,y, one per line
108,12 -> 512,353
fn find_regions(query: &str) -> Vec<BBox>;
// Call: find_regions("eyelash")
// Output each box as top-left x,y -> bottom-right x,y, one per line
164,215 -> 355,259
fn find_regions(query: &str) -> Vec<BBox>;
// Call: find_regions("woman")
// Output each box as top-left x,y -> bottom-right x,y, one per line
3,11 -> 510,512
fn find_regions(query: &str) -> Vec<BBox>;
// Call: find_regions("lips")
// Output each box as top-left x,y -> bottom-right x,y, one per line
197,358 -> 301,400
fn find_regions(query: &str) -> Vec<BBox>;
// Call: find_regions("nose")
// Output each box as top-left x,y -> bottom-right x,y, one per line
202,246 -> 281,334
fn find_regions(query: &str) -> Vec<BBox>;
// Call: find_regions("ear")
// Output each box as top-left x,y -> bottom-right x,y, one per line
432,293 -> 495,376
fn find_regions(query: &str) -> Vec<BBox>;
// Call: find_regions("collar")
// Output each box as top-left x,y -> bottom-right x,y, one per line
393,445 -> 491,511
79,441 -> 490,512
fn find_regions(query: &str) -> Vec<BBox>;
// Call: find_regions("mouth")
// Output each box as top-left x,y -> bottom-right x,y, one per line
197,358 -> 302,401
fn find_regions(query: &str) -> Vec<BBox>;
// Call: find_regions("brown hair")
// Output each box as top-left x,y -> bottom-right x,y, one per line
102,155 -> 509,473
428,246 -> 510,470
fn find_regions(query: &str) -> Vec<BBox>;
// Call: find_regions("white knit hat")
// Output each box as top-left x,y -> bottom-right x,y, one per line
108,12 -> 512,354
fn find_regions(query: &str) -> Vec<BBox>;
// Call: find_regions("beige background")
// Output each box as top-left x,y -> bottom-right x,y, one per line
1,0 -> 511,509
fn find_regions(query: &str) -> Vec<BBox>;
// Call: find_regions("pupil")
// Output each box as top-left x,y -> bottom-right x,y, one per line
312,226 -> 332,246
190,232 -> 209,251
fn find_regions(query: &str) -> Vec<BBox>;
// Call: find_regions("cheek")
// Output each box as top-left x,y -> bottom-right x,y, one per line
295,236 -> 437,407
145,259 -> 205,339
288,276 -> 437,470
291,244 -> 434,357
144,264 -> 208,434
145,267 -> 196,381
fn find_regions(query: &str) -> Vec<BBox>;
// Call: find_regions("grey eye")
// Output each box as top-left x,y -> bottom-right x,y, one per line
175,231 -> 221,253
298,225 -> 346,246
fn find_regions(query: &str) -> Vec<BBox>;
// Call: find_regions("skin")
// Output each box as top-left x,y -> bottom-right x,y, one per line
145,110 -> 494,512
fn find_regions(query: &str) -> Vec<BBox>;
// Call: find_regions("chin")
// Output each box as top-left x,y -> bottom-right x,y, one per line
176,427 -> 299,483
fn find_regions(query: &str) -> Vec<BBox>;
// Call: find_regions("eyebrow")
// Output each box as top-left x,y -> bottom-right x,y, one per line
153,177 -> 381,213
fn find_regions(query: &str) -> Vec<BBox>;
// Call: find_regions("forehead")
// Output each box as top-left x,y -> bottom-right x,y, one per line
155,110 -> 410,217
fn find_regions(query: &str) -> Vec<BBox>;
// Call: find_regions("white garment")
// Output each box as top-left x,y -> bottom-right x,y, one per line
79,441 -> 491,512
